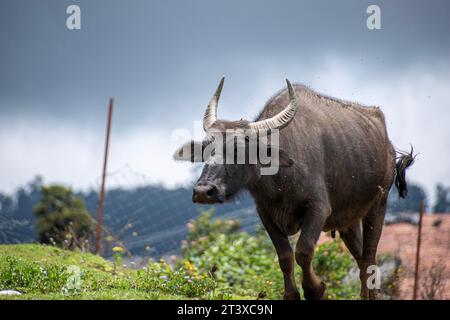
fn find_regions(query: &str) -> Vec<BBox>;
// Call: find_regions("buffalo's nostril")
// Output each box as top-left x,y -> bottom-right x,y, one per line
206,187 -> 216,197
193,183 -> 221,204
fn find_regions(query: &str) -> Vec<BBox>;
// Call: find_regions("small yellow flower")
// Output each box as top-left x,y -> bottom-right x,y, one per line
185,260 -> 194,271
184,260 -> 201,279
112,246 -> 125,253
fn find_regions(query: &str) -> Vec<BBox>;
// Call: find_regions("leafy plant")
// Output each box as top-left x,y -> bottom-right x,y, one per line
182,209 -> 359,299
0,256 -> 71,293
33,185 -> 94,250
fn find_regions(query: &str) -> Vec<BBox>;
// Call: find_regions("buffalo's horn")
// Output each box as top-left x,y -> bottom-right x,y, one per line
248,79 -> 299,132
203,77 -> 225,131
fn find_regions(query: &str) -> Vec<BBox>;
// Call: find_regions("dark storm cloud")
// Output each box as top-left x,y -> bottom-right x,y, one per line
0,0 -> 449,131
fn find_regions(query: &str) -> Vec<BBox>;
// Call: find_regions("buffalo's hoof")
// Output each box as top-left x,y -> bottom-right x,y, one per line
303,282 -> 327,300
369,290 -> 379,300
360,288 -> 379,300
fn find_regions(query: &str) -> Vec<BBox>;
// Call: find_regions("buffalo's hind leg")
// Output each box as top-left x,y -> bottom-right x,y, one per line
339,220 -> 363,263
258,207 -> 300,300
340,221 -> 366,298
295,201 -> 331,300
360,195 -> 388,300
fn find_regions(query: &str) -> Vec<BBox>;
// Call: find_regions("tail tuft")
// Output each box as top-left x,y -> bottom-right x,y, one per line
394,145 -> 416,198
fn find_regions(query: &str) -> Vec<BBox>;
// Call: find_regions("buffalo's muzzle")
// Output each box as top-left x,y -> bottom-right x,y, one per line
192,183 -> 222,204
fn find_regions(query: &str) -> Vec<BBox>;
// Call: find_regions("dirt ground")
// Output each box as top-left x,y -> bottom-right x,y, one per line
378,214 -> 450,300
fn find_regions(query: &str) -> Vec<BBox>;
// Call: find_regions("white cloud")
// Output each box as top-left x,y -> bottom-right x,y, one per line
0,122 -> 194,194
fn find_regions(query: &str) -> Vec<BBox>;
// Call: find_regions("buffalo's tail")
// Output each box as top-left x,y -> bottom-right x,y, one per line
394,145 -> 416,198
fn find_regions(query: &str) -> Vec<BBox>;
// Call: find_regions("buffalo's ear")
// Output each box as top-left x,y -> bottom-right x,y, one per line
173,140 -> 204,162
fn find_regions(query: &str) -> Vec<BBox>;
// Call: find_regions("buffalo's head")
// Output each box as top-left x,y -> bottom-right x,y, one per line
173,77 -> 298,204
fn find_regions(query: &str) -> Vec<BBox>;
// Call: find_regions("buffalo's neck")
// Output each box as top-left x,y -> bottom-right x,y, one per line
247,176 -> 303,235
247,175 -> 279,202
247,174 -> 294,209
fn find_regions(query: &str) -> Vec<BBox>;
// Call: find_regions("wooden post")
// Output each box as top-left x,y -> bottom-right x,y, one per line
413,200 -> 424,300
95,98 -> 113,254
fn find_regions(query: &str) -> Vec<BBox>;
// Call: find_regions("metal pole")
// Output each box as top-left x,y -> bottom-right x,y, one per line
413,200 -> 424,300
95,98 -> 113,254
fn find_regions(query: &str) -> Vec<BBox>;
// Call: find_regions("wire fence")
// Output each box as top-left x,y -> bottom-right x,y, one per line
89,165 -> 259,259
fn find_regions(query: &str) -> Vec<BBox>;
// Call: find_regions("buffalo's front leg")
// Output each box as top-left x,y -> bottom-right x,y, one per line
258,208 -> 300,300
295,202 -> 331,300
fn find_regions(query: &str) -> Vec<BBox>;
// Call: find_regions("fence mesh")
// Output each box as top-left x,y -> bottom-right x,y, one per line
89,165 -> 259,258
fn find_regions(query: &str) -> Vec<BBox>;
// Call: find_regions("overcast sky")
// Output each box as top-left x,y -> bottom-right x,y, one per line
0,0 -> 449,202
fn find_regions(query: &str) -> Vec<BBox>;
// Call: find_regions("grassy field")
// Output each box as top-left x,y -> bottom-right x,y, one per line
0,211 -> 365,300
0,244 -> 252,300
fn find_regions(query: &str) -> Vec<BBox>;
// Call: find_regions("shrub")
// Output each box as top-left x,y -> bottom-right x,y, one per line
34,185 -> 94,249
312,240 -> 359,299
134,259 -> 214,298
182,209 -> 359,299
421,260 -> 447,300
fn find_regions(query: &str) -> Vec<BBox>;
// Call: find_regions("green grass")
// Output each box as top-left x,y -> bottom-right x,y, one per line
0,244 -> 252,300
0,212 -> 364,300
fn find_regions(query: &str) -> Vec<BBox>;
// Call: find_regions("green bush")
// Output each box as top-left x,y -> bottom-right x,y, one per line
312,240 -> 359,299
34,185 -> 94,249
182,209 -> 359,299
134,259 -> 214,298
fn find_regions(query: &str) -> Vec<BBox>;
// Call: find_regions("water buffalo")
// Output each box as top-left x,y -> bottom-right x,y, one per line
174,77 -> 414,300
